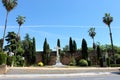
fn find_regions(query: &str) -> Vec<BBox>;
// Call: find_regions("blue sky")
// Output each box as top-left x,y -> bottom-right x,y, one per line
0,0 -> 120,51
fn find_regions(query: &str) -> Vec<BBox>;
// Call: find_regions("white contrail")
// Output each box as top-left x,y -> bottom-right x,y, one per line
0,25 -> 119,28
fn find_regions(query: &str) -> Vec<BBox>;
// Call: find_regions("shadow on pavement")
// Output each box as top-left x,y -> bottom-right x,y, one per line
111,72 -> 120,75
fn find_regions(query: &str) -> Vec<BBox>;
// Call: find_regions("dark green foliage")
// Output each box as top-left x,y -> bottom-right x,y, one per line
32,37 -> 36,64
22,34 -> 31,65
100,58 -> 103,67
87,60 -> 92,66
43,38 -> 50,53
2,0 -> 18,12
43,38 -> 50,65
115,53 -> 120,64
79,59 -> 88,66
97,45 -> 101,60
111,64 -> 120,67
72,40 -> 77,52
103,13 -> 113,27
22,34 -> 36,65
16,15 -> 25,27
69,37 -> 77,56
116,58 -> 120,64
7,56 -> 15,66
5,32 -> 17,53
69,37 -> 73,53
69,57 -> 76,66
81,38 -> 88,60
88,28 -> 96,39
15,55 -> 25,66
57,39 -> 60,48
107,57 -> 110,67
16,46 -> 24,56
63,45 -> 69,52
0,52 -> 7,65
57,39 -> 61,55
88,27 -> 96,50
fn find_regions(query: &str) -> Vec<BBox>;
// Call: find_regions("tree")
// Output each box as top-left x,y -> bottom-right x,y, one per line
57,39 -> 60,48
81,38 -> 88,60
16,15 -> 25,39
57,39 -> 61,55
103,13 -> 115,63
2,0 -> 18,51
69,37 -> 73,55
5,32 -> 17,53
97,45 -> 101,60
43,38 -> 50,65
63,45 -> 69,52
32,37 -> 36,64
22,34 -> 33,65
88,27 -> 96,49
72,40 -> 77,52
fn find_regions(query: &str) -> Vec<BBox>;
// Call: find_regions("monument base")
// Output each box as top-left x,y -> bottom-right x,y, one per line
53,63 -> 65,67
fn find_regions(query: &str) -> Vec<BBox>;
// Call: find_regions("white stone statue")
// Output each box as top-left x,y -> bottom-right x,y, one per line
54,46 -> 64,66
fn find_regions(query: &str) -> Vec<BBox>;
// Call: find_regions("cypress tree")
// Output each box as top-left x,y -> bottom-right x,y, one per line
97,45 -> 101,60
72,40 -> 77,52
57,39 -> 61,54
22,34 -> 35,65
43,38 -> 50,65
32,37 -> 36,64
81,38 -> 88,60
43,38 -> 47,53
69,37 -> 73,55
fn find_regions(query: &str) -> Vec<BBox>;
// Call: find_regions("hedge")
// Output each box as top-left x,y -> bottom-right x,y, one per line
0,52 -> 7,65
111,64 -> 120,67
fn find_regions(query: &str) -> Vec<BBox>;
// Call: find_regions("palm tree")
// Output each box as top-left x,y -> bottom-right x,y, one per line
88,27 -> 96,49
103,13 -> 115,63
2,0 -> 18,51
16,15 -> 25,38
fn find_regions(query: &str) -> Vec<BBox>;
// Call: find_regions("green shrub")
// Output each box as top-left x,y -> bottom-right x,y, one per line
38,62 -> 44,67
0,52 -> 7,65
7,56 -> 15,66
111,64 -> 120,67
87,60 -> 92,66
69,57 -> 76,66
79,59 -> 88,66
116,58 -> 120,64
15,55 -> 25,66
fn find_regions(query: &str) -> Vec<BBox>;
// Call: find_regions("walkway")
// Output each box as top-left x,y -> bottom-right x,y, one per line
6,67 -> 120,74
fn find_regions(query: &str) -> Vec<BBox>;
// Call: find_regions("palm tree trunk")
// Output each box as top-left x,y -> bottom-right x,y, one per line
108,25 -> 115,64
93,38 -> 95,49
2,12 -> 9,52
93,38 -> 97,65
15,25 -> 21,57
17,25 -> 21,38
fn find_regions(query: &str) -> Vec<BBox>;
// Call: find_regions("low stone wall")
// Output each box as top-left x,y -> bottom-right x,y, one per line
0,65 -> 7,74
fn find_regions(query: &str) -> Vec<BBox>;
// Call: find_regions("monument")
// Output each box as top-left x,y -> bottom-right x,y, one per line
54,46 -> 64,67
